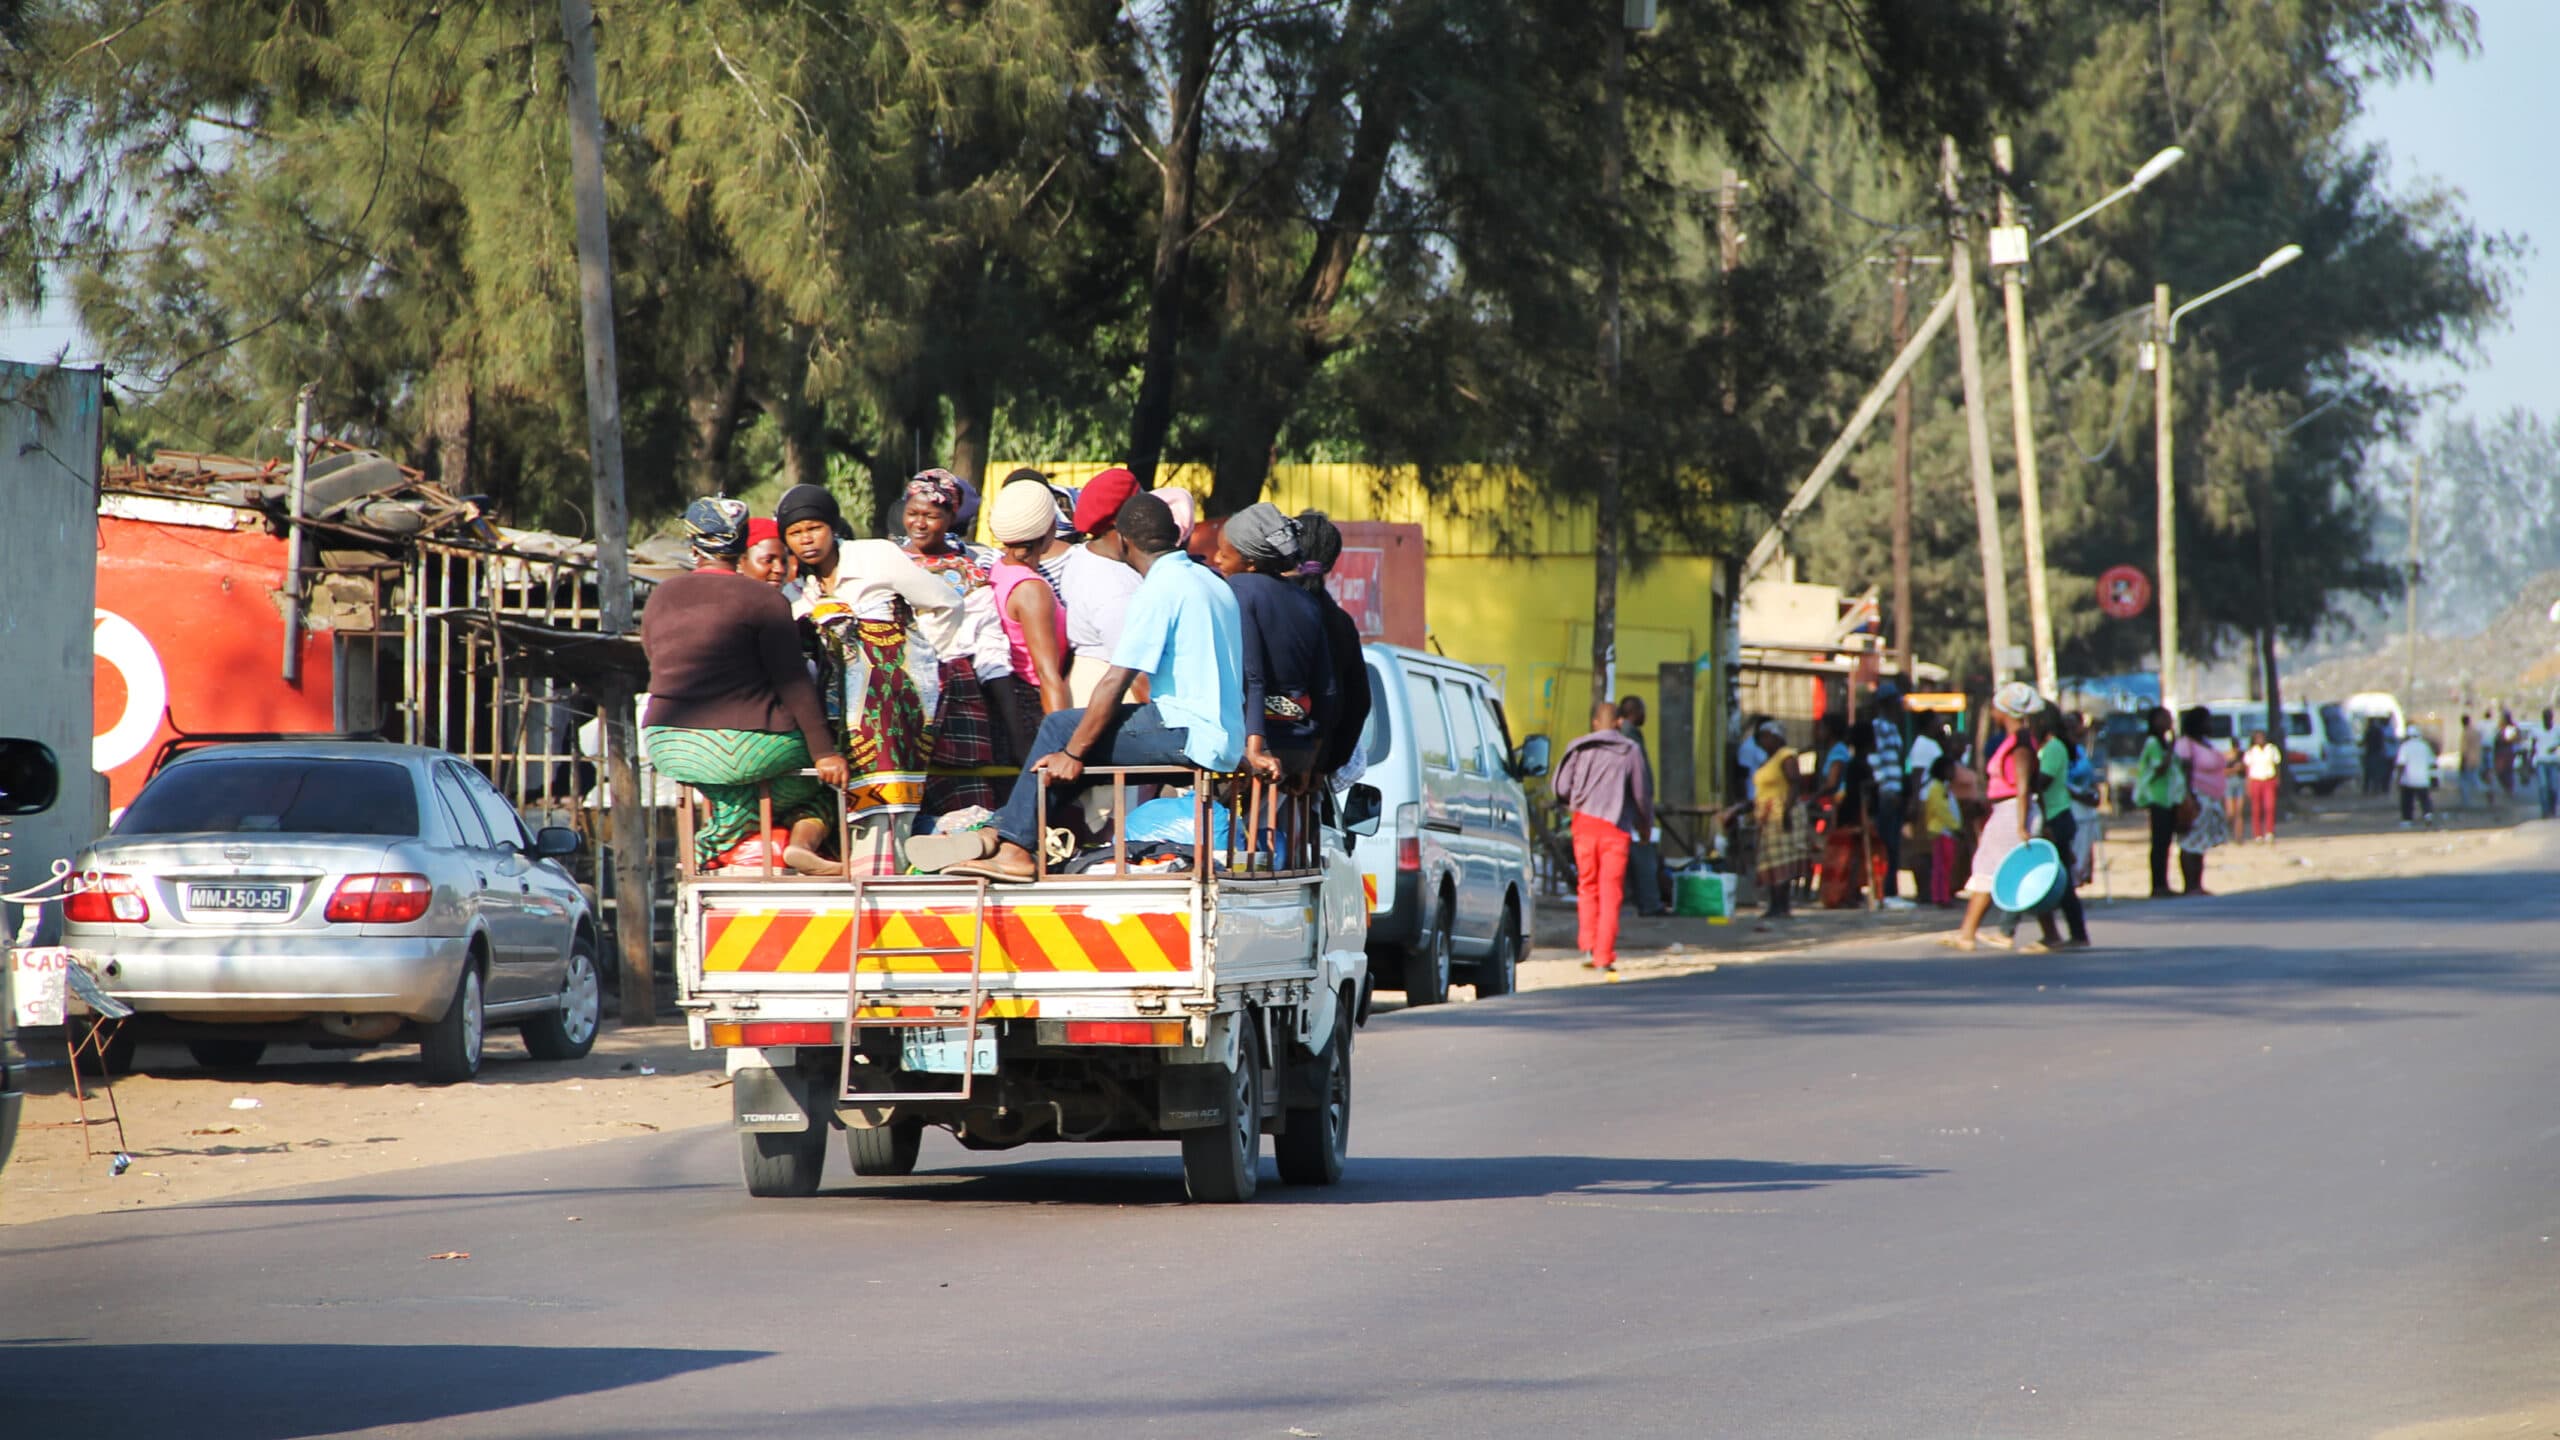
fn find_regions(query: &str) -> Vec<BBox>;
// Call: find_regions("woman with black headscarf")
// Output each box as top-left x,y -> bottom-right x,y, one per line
642,497 -> 848,873
1291,510 -> 1373,786
774,483 -> 963,846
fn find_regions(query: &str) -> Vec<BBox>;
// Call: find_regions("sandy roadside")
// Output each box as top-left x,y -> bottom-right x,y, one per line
6,795 -> 2546,1227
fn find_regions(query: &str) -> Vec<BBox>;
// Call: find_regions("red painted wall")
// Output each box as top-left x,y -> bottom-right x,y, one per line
94,514 -> 335,808
1183,518 -> 1427,651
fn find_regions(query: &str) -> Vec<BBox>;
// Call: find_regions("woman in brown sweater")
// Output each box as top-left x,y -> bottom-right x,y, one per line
642,498 -> 848,874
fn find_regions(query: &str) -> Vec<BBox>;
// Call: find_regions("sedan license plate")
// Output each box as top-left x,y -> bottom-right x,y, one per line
187,884 -> 292,913
899,1024 -> 996,1076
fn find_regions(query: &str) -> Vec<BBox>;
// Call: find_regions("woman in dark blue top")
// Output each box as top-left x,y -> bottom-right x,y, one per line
1209,504 -> 1335,784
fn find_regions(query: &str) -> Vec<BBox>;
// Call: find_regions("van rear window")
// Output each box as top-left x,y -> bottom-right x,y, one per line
118,758 -> 421,837
1362,663 -> 1392,764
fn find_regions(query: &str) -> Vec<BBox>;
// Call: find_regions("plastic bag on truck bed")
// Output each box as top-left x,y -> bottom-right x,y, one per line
1123,795 -> 1235,849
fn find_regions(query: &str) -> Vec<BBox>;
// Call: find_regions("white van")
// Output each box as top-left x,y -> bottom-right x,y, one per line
2199,699 -> 2341,793
1348,645 -> 1536,1008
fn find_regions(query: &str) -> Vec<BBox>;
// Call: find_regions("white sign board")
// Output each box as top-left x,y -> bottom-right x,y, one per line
11,945 -> 73,1028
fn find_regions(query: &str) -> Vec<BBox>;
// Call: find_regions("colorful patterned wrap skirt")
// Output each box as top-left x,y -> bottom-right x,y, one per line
643,726 -> 825,865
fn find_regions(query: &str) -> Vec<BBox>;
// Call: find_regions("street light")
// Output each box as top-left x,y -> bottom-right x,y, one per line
2150,243 -> 2305,707
1991,140 -> 2187,697
2034,146 -> 2187,249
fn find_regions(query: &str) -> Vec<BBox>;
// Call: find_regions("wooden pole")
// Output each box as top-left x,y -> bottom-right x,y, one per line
1590,19 -> 1627,708
559,0 -> 653,1023
2404,454 -> 2423,704
1993,135 -> 2058,697
2154,282 -> 2178,709
1890,248 -> 1914,686
1943,137 -> 2015,684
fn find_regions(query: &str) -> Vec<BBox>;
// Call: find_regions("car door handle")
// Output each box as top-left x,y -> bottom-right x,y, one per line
1422,820 -> 1462,834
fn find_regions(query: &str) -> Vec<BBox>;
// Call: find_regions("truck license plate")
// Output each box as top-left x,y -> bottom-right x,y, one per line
900,1024 -> 996,1075
187,884 -> 291,913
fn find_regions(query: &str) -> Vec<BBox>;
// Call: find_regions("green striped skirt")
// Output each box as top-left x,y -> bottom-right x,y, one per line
644,725 -> 828,864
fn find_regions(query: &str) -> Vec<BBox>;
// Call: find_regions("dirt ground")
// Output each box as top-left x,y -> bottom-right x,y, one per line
5,789 -> 2543,1227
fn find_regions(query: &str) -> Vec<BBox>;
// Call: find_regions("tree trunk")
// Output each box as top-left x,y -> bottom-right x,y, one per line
685,303 -> 752,499
1125,0 -> 1215,488
424,353 -> 475,496
948,369 -> 992,491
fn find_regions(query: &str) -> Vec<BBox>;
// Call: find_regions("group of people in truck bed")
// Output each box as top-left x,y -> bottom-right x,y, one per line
639,466 -> 1371,881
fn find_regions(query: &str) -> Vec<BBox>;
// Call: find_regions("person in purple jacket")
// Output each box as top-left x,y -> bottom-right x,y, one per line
1548,699 -> 1655,973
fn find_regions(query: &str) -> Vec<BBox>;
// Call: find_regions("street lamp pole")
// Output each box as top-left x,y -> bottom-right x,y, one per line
1991,140 -> 2184,698
2150,243 -> 2304,709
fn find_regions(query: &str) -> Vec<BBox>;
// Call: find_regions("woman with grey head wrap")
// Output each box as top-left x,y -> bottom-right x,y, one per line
1287,511 -> 1371,782
1221,502 -> 1302,572
685,496 -> 752,564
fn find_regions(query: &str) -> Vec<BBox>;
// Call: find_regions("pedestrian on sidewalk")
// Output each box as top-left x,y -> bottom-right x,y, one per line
2396,726 -> 2438,826
2242,730 -> 2283,843
2132,706 -> 2187,898
2496,710 -> 2521,799
2000,704 -> 2090,949
2534,707 -> 2560,820
1819,718 -> 1878,909
2361,717 -> 2391,796
1917,753 -> 1961,906
1944,683 -> 2047,950
2457,714 -> 2485,808
1549,699 -> 1653,972
1869,691 -> 1908,900
2174,706 -> 2230,895
1616,695 -> 1668,916
1750,721 -> 1810,920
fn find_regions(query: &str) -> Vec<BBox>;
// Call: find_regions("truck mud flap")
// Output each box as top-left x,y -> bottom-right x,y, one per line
1158,1064 -> 1232,1132
732,1065 -> 821,1134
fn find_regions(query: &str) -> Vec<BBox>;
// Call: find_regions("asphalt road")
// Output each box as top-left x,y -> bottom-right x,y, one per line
8,833 -> 2559,1440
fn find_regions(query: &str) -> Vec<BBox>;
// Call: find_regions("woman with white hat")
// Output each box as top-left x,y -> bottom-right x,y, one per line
1943,682 -> 2052,951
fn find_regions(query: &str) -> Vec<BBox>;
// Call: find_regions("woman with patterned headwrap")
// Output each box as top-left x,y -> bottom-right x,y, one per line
896,468 -> 1007,810
774,484 -> 962,859
642,498 -> 848,873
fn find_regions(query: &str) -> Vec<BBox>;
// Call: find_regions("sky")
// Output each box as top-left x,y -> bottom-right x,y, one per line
2348,0 -> 2554,428
1,4 -> 2547,428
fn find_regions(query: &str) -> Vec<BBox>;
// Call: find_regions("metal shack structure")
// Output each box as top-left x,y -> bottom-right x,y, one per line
92,447 -> 674,964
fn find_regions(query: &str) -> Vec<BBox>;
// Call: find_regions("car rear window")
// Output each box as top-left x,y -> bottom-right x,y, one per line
118,758 -> 421,837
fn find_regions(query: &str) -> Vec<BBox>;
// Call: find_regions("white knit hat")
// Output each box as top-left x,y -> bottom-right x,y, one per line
989,480 -> 1060,544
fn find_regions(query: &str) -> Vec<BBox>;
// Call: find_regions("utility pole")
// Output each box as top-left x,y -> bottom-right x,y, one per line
560,0 -> 653,1024
2153,282 -> 2178,709
1590,16 -> 1628,709
283,383 -> 315,685
1890,248 -> 1914,687
1943,137 -> 2014,685
1718,168 -> 1742,411
2405,453 -> 2423,702
1991,135 -> 2057,696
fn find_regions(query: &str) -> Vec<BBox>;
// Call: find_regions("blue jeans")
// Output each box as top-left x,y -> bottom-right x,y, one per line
991,703 -> 1193,852
2540,762 -> 2560,819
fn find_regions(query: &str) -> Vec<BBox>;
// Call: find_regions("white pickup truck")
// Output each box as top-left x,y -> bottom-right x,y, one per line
675,769 -> 1377,1202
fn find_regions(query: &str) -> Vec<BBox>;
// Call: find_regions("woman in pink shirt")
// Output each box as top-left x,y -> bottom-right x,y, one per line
2173,705 -> 2231,894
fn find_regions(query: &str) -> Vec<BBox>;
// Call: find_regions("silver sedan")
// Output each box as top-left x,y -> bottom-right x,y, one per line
62,741 -> 602,1083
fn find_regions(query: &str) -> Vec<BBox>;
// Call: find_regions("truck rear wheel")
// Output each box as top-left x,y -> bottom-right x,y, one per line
1275,1008 -> 1349,1186
1181,1036 -> 1263,1203
741,1119 -> 828,1197
846,1118 -> 923,1177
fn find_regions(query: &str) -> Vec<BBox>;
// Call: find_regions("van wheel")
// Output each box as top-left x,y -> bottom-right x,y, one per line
1474,904 -> 1520,998
1275,1007 -> 1350,1186
419,962 -> 485,1085
1180,1030 -> 1262,1203
847,1118 -> 924,1177
1404,896 -> 1453,1007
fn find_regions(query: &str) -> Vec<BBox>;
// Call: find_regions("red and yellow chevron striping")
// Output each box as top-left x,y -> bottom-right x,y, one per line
702,905 -> 1195,975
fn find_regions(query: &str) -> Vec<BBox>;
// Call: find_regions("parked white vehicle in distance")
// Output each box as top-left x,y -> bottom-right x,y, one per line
2344,692 -> 2407,742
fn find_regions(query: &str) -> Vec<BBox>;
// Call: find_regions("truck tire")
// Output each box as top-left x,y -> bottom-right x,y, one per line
1472,904 -> 1521,999
1404,896 -> 1454,1007
419,960 -> 485,1085
847,1117 -> 924,1177
742,1121 -> 828,1197
187,1040 -> 266,1072
1181,1032 -> 1263,1203
520,937 -> 602,1061
1275,1007 -> 1350,1186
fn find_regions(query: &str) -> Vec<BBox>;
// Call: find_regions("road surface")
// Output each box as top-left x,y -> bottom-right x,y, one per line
7,834 -> 2557,1438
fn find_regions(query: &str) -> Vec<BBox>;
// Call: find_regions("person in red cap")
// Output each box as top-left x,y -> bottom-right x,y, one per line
741,516 -> 791,589
1060,467 -> 1147,705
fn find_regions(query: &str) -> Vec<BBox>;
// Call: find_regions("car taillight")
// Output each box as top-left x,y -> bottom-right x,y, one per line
325,874 -> 433,924
63,873 -> 149,924
1395,802 -> 1421,872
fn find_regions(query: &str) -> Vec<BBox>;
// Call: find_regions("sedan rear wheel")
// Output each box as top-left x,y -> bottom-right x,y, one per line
420,962 -> 485,1085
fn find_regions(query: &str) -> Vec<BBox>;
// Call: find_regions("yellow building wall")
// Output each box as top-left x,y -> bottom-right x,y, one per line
996,461 -> 1731,809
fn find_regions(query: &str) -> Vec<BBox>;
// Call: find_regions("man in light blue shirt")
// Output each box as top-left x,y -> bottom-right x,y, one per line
908,491 -> 1243,880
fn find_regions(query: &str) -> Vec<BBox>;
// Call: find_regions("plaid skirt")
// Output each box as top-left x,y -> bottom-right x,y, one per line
925,660 -> 1000,814
1756,804 -> 1814,886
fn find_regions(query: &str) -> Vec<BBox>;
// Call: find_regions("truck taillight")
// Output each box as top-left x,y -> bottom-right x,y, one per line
709,1021 -> 838,1047
63,873 -> 148,924
1395,802 -> 1421,872
1037,1020 -> 1187,1047
324,874 -> 433,924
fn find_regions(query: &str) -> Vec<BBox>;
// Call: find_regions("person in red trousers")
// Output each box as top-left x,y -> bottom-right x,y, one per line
1549,699 -> 1655,974
2242,729 -> 2283,843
